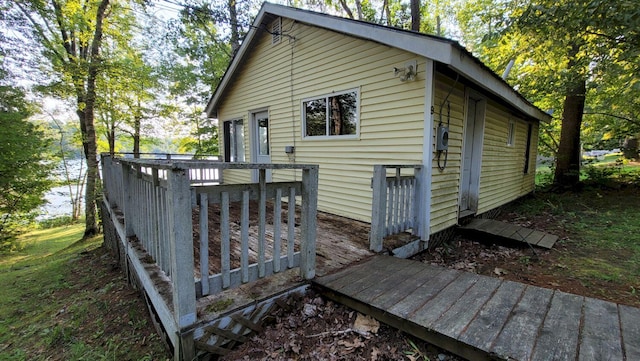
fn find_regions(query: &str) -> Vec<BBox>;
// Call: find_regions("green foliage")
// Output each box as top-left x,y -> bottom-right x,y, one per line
455,0 -> 639,161
0,85 -> 53,250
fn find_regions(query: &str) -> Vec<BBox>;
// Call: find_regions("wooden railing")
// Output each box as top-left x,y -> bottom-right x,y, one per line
193,166 -> 318,297
370,165 -> 422,252
100,154 -> 318,340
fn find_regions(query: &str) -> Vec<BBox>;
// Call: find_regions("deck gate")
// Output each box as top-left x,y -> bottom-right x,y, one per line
370,165 -> 422,252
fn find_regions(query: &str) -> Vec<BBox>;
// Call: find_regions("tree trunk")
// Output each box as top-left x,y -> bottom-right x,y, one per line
383,0 -> 391,26
81,0 -> 110,237
133,115 -> 141,158
108,128 -> 115,155
554,45 -> 586,189
355,0 -> 363,20
228,0 -> 240,54
410,0 -> 420,31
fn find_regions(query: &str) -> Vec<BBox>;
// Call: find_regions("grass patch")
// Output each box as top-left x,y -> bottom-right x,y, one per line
504,179 -> 640,305
0,225 -> 168,360
0,224 -> 85,270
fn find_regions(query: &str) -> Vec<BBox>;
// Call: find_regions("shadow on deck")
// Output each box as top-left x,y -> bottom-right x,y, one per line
314,255 -> 640,361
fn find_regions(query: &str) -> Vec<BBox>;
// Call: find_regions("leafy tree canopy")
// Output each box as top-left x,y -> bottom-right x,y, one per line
0,85 -> 53,249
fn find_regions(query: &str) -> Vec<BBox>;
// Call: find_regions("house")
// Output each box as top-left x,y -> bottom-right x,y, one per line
205,2 -> 551,249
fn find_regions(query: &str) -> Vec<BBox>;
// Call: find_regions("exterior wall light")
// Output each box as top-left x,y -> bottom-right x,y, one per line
394,60 -> 418,81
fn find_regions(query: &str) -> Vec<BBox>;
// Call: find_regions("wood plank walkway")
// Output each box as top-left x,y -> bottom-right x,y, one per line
459,218 -> 558,249
313,256 -> 640,361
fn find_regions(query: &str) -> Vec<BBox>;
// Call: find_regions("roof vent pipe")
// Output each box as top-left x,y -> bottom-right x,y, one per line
502,59 -> 515,80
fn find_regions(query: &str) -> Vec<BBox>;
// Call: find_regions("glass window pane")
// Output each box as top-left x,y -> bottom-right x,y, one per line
329,92 -> 357,135
305,98 -> 327,136
235,120 -> 245,162
257,117 -> 269,156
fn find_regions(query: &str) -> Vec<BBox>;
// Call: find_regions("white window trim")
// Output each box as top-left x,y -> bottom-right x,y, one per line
301,88 -> 360,140
507,119 -> 516,147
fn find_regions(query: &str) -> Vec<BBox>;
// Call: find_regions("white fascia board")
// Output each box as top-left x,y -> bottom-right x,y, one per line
266,3 -> 454,64
448,47 -> 551,122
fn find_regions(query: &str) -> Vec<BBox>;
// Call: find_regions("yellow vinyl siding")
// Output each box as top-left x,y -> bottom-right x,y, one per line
476,100 -> 538,214
429,73 -> 465,234
218,19 -> 425,222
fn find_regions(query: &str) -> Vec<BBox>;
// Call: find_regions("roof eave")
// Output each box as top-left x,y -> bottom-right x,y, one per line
206,2 -> 551,123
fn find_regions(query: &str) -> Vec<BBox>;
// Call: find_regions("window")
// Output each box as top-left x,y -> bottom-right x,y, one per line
507,120 -> 515,146
271,18 -> 281,45
223,119 -> 245,162
303,89 -> 359,138
524,123 -> 533,174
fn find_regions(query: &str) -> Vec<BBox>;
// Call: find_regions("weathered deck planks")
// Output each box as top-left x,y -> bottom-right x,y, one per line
460,218 -> 559,249
314,255 -> 639,361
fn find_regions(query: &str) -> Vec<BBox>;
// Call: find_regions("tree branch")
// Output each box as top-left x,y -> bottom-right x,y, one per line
13,0 -> 66,63
338,0 -> 354,19
583,112 -> 640,126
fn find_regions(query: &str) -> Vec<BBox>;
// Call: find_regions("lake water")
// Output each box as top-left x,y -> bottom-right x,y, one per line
38,159 -> 86,220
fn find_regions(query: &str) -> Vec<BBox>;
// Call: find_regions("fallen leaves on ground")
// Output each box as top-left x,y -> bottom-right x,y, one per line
221,291 -> 462,361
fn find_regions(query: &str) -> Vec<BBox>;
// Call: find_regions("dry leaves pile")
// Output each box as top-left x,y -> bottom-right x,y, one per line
222,291 -> 460,361
419,239 -> 531,277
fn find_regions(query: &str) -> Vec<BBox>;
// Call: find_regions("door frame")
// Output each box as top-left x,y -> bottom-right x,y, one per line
459,89 -> 486,216
249,108 -> 271,183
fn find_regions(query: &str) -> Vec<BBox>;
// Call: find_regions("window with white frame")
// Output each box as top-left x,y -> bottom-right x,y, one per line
507,119 -> 516,146
303,89 -> 359,138
223,119 -> 245,162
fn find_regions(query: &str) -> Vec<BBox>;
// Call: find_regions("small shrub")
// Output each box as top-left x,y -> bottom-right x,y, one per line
38,215 -> 76,229
583,164 -> 617,183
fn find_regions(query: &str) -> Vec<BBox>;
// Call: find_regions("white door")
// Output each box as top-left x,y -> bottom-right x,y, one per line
460,96 -> 484,214
251,111 -> 272,182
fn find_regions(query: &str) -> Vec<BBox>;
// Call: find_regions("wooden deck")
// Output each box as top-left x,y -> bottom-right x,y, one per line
459,218 -> 558,249
314,255 -> 640,361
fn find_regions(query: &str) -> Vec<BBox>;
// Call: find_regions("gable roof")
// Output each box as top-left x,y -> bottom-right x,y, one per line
206,2 -> 551,122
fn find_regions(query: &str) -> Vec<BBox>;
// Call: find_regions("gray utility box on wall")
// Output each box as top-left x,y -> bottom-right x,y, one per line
436,125 -> 449,151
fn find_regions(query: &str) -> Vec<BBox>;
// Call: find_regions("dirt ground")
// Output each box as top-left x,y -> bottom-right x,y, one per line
221,290 -> 463,361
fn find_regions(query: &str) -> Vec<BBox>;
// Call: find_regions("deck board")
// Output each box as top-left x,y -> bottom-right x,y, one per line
429,276 -> 502,339
370,264 -> 445,310
460,219 -> 558,249
530,291 -> 583,361
458,280 -> 526,351
579,298 -> 623,361
490,285 -> 554,361
386,267 -> 462,319
409,272 -> 479,326
313,255 -> 638,361
619,304 -> 640,360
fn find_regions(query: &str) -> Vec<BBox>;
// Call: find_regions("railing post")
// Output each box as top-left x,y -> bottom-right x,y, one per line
121,163 -> 136,238
413,166 -> 425,239
166,166 -> 196,360
370,165 -> 387,252
300,166 -> 318,279
102,154 -> 112,206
